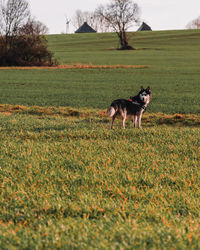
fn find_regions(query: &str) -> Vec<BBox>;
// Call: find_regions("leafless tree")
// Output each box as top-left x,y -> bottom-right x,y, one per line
19,18 -> 49,35
91,12 -> 111,33
72,9 -> 111,33
96,0 -> 140,49
186,16 -> 200,29
0,0 -> 30,39
72,10 -> 85,29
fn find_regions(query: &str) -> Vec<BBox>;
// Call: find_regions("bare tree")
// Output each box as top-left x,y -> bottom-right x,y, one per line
19,18 -> 49,35
72,9 -> 111,33
186,16 -> 200,29
0,0 -> 30,39
72,10 -> 85,29
91,12 -> 111,33
96,0 -> 140,49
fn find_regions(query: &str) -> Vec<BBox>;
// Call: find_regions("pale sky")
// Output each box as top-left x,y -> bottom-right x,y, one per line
28,0 -> 200,34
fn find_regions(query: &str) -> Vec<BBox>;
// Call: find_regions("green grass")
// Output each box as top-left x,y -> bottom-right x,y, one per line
0,108 -> 199,249
47,30 -> 200,66
0,30 -> 200,248
0,30 -> 200,113
0,66 -> 200,113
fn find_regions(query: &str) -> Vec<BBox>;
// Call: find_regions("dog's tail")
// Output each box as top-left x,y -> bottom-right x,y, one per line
107,106 -> 116,117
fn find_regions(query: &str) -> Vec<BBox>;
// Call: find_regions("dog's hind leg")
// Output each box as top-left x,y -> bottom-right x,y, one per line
110,114 -> 116,129
108,106 -> 117,129
122,113 -> 127,129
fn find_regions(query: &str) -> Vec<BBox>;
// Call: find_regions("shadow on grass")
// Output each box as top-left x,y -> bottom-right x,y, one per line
1,104 -> 200,128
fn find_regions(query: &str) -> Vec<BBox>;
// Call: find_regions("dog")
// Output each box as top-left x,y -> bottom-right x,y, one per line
108,87 -> 151,129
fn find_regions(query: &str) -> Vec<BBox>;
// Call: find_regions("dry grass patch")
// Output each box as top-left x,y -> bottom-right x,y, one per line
0,104 -> 200,127
0,64 -> 149,70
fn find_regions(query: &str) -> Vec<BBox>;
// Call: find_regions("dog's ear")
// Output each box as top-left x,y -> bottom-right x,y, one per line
146,86 -> 151,94
140,86 -> 144,91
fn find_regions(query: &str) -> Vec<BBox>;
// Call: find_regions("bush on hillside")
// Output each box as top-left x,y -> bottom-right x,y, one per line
0,20 -> 57,66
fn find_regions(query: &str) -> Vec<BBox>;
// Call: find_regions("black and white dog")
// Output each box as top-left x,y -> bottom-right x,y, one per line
108,87 -> 151,129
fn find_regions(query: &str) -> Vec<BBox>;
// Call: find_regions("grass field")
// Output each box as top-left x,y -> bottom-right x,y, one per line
0,30 -> 200,113
0,30 -> 200,249
0,107 -> 199,249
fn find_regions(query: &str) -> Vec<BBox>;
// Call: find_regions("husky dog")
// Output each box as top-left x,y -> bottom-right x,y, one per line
108,87 -> 151,129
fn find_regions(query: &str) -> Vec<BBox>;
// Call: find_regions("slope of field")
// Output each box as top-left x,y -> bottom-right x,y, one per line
48,30 -> 200,67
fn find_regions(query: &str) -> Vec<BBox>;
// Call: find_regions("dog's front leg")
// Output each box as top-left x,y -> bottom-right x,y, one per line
122,115 -> 126,128
137,113 -> 142,129
133,115 -> 137,127
122,118 -> 126,128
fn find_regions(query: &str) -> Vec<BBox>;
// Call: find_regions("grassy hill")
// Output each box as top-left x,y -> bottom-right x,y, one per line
47,29 -> 200,66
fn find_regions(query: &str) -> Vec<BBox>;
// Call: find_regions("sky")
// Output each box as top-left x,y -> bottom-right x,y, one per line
28,0 -> 200,34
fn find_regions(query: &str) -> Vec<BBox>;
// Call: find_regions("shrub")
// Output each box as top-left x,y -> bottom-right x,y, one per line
0,0 -> 57,66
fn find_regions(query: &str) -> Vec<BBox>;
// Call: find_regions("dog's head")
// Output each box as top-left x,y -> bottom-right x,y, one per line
138,86 -> 151,104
